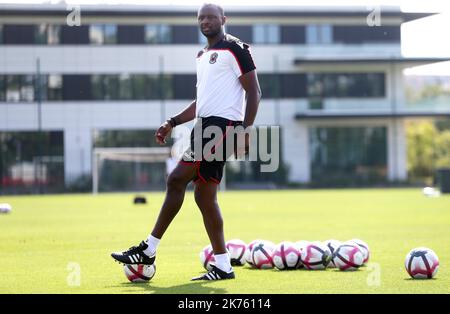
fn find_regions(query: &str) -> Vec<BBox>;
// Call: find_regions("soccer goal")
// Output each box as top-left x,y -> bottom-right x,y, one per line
92,147 -> 171,194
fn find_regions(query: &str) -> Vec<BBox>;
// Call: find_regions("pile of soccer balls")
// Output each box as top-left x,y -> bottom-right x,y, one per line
201,239 -> 369,272
200,239 -> 439,279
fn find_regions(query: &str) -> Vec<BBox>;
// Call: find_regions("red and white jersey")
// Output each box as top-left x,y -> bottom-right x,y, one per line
196,34 -> 256,121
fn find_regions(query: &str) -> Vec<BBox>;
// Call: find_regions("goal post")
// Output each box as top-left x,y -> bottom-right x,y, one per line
92,147 -> 171,194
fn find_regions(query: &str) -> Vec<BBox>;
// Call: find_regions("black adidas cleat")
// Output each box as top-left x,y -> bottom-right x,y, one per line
111,241 -> 155,265
191,265 -> 235,281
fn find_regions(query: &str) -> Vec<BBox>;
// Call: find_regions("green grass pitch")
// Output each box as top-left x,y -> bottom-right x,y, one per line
0,189 -> 449,294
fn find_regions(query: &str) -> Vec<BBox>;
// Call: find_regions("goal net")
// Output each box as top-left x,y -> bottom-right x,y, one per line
92,147 -> 171,194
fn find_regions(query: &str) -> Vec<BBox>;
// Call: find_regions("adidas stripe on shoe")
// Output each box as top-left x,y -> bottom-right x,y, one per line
111,241 -> 156,265
191,265 -> 235,281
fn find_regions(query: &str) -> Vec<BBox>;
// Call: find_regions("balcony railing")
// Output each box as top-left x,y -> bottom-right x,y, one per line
295,98 -> 450,118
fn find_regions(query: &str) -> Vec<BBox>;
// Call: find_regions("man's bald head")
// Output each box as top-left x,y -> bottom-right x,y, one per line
199,3 -> 225,17
198,3 -> 226,39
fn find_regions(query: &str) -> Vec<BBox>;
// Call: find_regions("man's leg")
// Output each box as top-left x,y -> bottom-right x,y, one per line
194,181 -> 226,254
111,161 -> 196,264
151,161 -> 197,239
191,181 -> 234,280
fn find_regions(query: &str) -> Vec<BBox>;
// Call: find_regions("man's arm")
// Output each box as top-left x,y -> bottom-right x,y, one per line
155,100 -> 196,145
235,70 -> 261,156
171,99 -> 197,126
239,70 -> 262,127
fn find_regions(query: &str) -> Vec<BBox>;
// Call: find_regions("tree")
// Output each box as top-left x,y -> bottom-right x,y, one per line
435,130 -> 450,168
407,120 -> 450,183
407,120 -> 437,180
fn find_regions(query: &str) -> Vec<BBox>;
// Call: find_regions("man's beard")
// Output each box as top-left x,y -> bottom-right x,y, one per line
202,28 -> 221,38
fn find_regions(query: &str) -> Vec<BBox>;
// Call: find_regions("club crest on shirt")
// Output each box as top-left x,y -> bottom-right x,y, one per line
209,52 -> 219,64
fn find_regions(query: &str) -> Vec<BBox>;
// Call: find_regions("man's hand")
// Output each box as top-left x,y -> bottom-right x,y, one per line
155,121 -> 172,145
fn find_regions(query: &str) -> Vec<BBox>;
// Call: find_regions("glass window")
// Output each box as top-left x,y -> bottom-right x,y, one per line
91,75 -> 104,100
47,25 -> 60,45
333,26 -> 400,44
5,75 -> 35,102
104,75 -> 119,100
21,75 -> 34,101
306,25 -> 318,44
280,25 -> 306,44
253,24 -> 280,44
310,127 -> 387,185
103,25 -> 117,44
61,25 -> 90,44
47,75 -> 62,100
258,74 -> 280,99
159,25 -> 171,44
132,75 -> 148,100
145,25 -> 158,43
320,25 -> 332,44
146,75 -> 163,100
280,74 -> 307,98
253,25 -> 265,44
0,25 -> 3,44
6,76 -> 21,102
90,24 -> 104,44
91,75 -> 120,100
35,25 -> 48,44
119,74 -> 132,100
306,24 -> 332,44
266,25 -> 280,44
35,75 -> 47,101
307,73 -> 385,98
173,74 -> 196,100
0,131 -> 65,194
227,25 -> 252,43
160,75 -> 173,99
145,24 -> 171,44
0,75 -> 5,101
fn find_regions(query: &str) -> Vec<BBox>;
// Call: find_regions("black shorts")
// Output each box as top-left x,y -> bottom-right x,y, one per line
181,116 -> 243,184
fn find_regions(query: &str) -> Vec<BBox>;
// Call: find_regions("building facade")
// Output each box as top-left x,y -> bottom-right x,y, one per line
1,4 -> 449,192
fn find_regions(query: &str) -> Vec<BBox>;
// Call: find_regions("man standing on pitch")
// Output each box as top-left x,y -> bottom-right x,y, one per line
111,3 -> 261,281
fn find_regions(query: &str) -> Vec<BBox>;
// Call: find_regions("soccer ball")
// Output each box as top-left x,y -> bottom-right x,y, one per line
332,244 -> 364,271
405,247 -> 439,279
272,242 -> 301,270
123,264 -> 156,283
251,240 -> 276,269
226,239 -> 247,266
199,244 -> 215,271
0,203 -> 12,214
300,241 -> 332,270
323,239 -> 342,268
245,239 -> 263,267
296,240 -> 310,253
347,239 -> 370,264
422,187 -> 439,197
295,240 -> 310,268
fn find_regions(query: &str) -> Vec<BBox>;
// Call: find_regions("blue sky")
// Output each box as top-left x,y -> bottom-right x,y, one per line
2,0 -> 450,75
